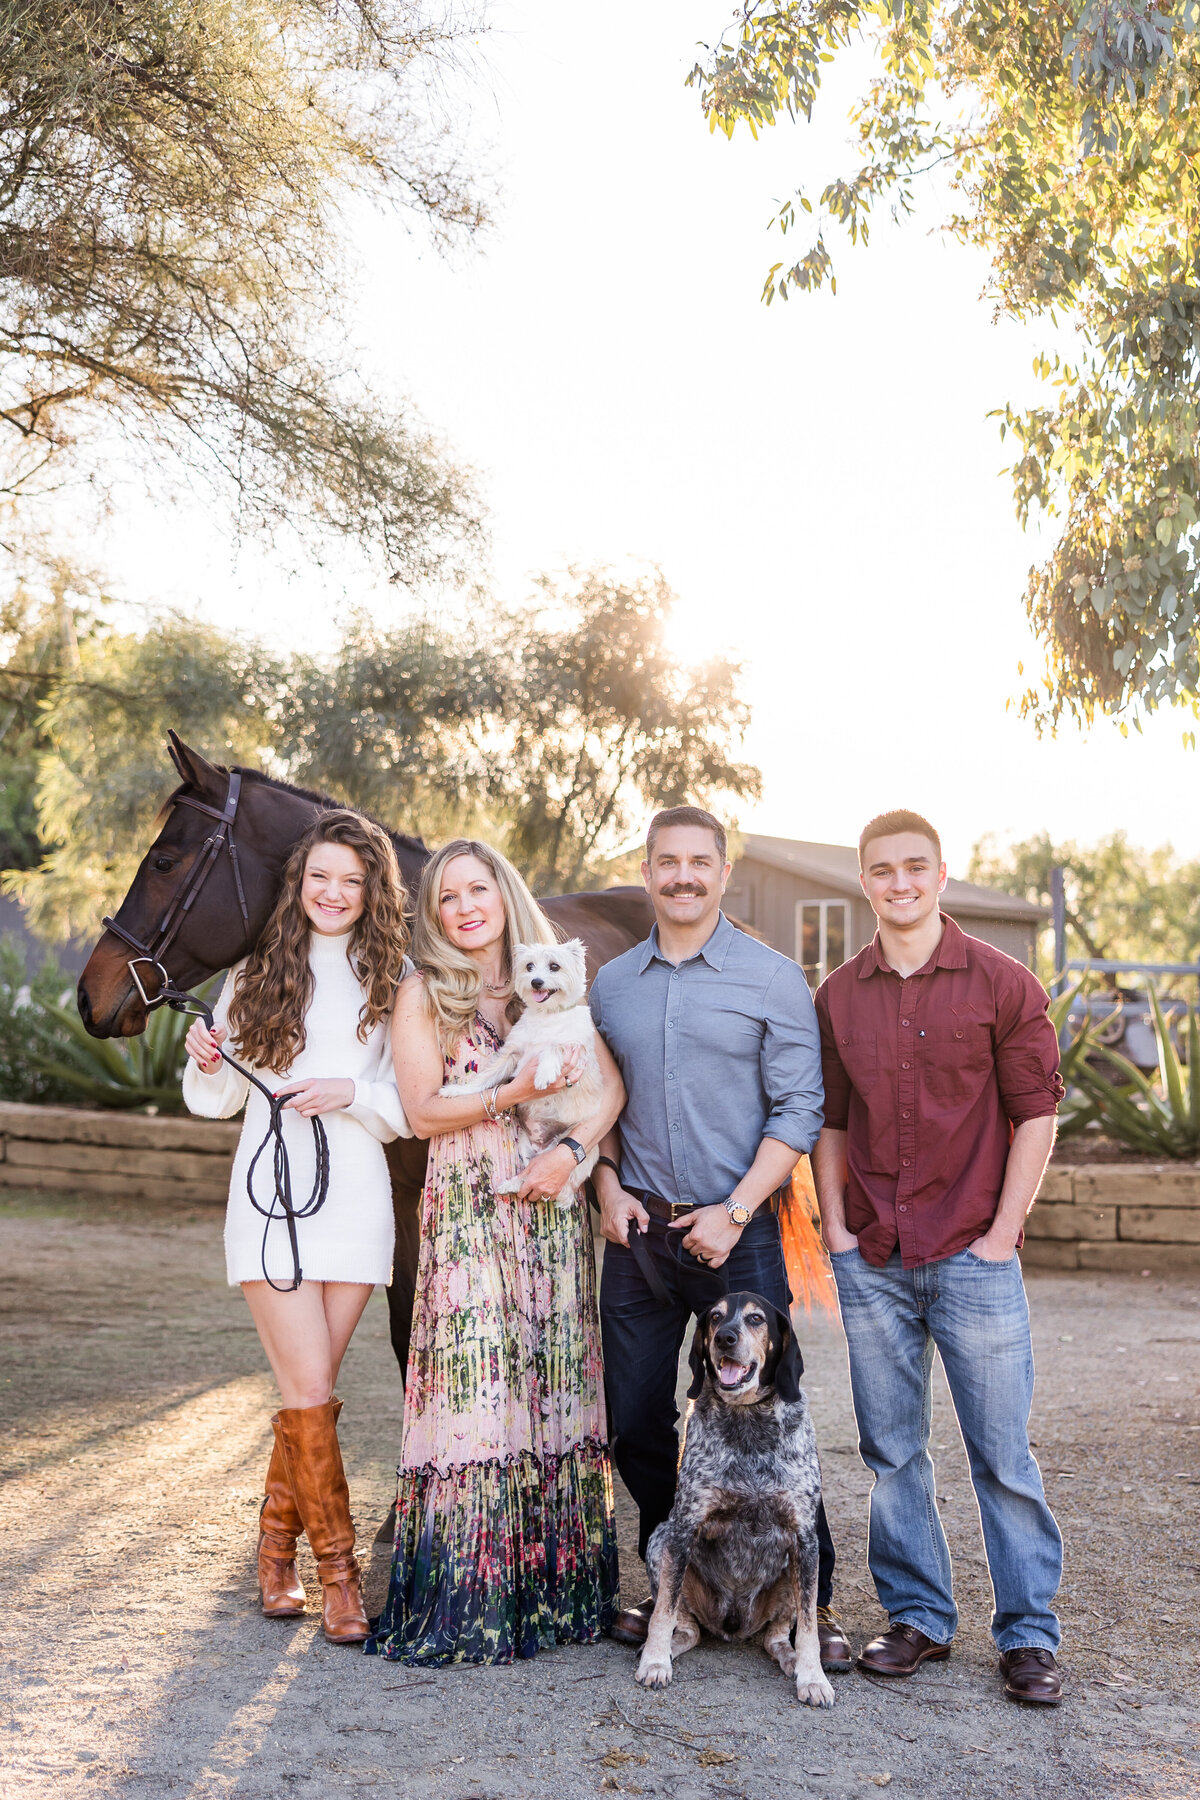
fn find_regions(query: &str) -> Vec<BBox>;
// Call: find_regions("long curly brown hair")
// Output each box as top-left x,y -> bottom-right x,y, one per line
226,810 -> 409,1074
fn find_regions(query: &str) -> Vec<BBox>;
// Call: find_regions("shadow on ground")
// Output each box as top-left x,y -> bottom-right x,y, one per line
1,1190 -> 1198,1799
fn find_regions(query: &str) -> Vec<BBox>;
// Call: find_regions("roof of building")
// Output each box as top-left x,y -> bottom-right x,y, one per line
739,835 -> 1048,921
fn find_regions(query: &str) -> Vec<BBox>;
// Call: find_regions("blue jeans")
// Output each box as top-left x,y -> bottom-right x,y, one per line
831,1246 -> 1061,1653
600,1207 -> 836,1603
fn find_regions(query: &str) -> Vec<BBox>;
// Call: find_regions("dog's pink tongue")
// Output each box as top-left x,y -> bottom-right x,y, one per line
718,1359 -> 747,1387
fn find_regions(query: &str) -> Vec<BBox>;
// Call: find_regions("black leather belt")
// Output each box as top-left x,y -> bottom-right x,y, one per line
626,1190 -> 695,1224
622,1184 -> 787,1222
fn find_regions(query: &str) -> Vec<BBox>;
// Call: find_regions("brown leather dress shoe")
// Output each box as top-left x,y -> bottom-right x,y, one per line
1000,1647 -> 1063,1705
817,1606 -> 853,1672
857,1623 -> 952,1676
609,1596 -> 653,1646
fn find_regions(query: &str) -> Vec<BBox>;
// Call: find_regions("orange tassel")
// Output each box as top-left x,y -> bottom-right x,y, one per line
780,1156 -> 838,1318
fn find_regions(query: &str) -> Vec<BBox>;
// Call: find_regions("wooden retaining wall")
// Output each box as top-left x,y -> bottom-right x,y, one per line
0,1101 -> 239,1205
1024,1163 -> 1200,1271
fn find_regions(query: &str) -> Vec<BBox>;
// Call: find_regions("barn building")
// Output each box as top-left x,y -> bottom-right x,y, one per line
727,835 -> 1046,988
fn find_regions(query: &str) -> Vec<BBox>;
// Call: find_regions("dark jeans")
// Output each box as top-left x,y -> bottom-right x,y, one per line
599,1206 -> 836,1606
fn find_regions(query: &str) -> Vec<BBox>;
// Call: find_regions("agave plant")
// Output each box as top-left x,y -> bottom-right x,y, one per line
30,979 -> 221,1111
1067,986 -> 1200,1160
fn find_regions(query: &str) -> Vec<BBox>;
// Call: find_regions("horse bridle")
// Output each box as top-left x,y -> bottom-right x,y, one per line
101,770 -> 250,1010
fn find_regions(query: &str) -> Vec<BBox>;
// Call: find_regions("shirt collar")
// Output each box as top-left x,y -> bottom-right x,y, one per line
857,911 -> 969,979
638,910 -> 734,974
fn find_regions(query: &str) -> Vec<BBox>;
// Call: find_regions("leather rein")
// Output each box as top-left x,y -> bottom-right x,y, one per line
99,769 -> 329,1292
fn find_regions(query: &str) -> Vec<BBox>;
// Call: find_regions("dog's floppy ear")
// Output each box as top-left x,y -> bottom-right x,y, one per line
769,1303 -> 804,1402
687,1318 -> 710,1398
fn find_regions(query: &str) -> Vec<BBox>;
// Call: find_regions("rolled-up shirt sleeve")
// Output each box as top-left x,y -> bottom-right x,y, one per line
760,962 -> 825,1154
993,965 -> 1065,1126
814,984 -> 852,1132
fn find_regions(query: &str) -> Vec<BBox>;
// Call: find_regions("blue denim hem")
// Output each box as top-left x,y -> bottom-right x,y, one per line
995,1633 -> 1062,1655
890,1614 -> 956,1647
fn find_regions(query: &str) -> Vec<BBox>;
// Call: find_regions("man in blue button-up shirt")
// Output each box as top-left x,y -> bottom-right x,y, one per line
589,807 -> 843,1663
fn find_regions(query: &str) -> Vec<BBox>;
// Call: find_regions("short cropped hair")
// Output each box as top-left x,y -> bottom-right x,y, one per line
858,809 -> 942,869
646,806 -> 727,865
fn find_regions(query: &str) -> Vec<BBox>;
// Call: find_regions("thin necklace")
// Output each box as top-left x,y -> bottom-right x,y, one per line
481,973 -> 510,994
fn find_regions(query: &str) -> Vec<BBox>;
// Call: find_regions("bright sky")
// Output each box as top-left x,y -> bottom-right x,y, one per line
96,1 -> 1200,875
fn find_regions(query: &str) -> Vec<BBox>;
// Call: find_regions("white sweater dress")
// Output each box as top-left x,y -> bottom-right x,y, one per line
182,930 -> 411,1286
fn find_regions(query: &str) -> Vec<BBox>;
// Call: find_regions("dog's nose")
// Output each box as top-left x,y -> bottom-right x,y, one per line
530,977 -> 544,989
713,1326 -> 739,1353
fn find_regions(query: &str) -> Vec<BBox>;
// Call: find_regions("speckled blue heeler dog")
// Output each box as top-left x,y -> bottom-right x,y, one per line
634,1291 -> 835,1708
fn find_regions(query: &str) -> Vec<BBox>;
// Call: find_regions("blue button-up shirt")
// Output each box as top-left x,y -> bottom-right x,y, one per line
588,911 -> 824,1207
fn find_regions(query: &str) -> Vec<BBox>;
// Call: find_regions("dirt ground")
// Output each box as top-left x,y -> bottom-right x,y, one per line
1,1190 -> 1198,1800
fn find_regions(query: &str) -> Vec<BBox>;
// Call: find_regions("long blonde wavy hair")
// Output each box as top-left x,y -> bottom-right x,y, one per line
226,810 -> 409,1073
412,838 -> 557,1050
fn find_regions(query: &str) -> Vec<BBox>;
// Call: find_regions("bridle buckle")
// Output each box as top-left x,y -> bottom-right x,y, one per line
126,955 -> 171,1010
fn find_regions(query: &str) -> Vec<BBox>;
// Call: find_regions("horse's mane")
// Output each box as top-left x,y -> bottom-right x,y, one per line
158,762 -> 429,857
237,767 -> 430,856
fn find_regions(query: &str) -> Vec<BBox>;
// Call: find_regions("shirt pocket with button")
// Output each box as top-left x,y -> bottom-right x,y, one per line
836,1032 -> 879,1093
922,1022 -> 993,1105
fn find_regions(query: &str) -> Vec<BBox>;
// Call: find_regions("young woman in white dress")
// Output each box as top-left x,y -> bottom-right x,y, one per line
183,809 -> 410,1644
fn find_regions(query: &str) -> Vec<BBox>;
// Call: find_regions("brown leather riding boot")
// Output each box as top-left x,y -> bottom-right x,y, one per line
275,1399 -> 369,1646
257,1398 -> 343,1618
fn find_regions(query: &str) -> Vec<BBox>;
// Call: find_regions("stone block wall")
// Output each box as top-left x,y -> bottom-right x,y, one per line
1,1104 -> 1198,1271
1025,1163 -> 1200,1271
0,1101 -> 238,1205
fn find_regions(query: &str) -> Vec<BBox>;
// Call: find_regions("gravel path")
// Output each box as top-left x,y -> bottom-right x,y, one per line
1,1189 -> 1198,1800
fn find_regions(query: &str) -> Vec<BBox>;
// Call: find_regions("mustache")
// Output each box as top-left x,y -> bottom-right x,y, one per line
662,883 -> 707,897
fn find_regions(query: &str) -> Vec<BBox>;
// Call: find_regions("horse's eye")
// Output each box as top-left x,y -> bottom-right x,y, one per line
153,857 -> 175,873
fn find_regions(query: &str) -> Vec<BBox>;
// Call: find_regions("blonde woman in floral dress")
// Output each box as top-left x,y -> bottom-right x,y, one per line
366,840 -> 624,1664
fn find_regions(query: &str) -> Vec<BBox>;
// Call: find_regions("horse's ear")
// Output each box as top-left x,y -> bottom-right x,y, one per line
167,731 -> 221,792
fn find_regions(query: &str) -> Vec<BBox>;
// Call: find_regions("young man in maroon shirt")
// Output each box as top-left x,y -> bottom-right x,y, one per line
812,810 -> 1065,1706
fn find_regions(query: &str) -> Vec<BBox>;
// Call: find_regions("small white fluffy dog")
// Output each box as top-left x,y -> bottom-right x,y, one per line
440,938 -> 602,1202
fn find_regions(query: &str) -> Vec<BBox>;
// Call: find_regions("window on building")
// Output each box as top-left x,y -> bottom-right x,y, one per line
796,899 -> 849,988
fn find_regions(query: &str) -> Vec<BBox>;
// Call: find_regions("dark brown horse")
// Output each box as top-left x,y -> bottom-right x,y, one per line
77,734 -> 653,1375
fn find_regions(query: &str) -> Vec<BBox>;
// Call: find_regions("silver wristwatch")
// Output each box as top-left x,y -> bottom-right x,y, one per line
724,1199 -> 752,1228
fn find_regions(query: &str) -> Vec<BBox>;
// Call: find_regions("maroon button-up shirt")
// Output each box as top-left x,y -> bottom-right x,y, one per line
815,915 -> 1064,1270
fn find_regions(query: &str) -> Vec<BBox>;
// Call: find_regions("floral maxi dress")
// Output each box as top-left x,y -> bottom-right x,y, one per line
366,1016 -> 618,1663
